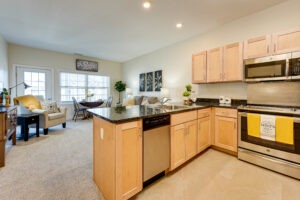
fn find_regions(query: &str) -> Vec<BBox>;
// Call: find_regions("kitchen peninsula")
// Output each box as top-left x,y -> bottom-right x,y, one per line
89,99 -> 244,200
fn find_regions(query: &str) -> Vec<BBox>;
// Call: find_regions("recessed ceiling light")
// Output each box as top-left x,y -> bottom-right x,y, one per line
143,1 -> 151,9
176,23 -> 183,29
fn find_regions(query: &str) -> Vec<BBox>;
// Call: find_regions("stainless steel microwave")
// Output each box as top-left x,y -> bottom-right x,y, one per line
244,52 -> 300,82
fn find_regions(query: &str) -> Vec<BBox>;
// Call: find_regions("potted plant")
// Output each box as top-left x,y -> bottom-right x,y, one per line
114,81 -> 126,107
1,88 -> 9,106
182,91 -> 191,105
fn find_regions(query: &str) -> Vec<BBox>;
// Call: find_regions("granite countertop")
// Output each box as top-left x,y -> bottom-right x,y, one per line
88,98 -> 246,123
0,106 -> 16,113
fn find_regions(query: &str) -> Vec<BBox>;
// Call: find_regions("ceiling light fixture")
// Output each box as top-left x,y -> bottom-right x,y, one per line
176,23 -> 183,29
143,1 -> 151,9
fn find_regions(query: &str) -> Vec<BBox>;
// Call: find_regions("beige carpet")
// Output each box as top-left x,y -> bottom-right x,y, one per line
0,120 -> 103,200
1,120 -> 300,200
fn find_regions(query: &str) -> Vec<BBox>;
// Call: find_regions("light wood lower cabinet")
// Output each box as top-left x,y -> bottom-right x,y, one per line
214,108 -> 237,152
170,111 -> 197,170
93,117 -> 142,200
197,108 -> 211,153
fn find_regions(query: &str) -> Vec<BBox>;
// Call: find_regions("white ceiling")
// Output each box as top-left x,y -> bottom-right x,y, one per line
0,0 -> 286,62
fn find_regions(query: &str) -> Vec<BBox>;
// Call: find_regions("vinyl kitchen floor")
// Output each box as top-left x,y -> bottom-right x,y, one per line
133,149 -> 300,200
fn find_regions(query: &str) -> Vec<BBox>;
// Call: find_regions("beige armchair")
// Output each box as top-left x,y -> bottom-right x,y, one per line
14,95 -> 67,135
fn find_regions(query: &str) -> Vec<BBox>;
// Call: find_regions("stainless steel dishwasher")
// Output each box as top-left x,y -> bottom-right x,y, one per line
143,115 -> 170,187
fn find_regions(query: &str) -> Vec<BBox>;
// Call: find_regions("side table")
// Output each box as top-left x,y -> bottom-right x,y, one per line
17,114 -> 39,141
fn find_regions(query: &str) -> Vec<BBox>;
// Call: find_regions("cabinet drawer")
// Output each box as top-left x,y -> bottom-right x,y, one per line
197,108 -> 211,118
171,111 -> 197,126
215,108 -> 237,118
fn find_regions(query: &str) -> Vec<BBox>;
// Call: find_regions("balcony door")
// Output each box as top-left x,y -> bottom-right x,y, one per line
15,66 -> 53,101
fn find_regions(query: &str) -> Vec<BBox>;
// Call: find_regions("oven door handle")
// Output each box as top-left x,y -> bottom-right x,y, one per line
238,112 -> 300,123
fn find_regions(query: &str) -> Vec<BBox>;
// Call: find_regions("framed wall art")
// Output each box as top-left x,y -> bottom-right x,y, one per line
76,59 -> 98,72
139,73 -> 146,92
146,72 -> 153,91
154,70 -> 162,91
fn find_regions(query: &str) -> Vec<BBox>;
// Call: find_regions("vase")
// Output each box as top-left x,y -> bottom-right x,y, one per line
5,95 -> 10,106
183,97 -> 189,105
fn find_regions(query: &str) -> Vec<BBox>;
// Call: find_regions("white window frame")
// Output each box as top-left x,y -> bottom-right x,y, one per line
59,71 -> 110,103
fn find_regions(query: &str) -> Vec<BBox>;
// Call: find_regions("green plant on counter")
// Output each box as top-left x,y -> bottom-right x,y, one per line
114,81 -> 126,104
185,84 -> 192,92
182,91 -> 191,97
0,88 -> 8,96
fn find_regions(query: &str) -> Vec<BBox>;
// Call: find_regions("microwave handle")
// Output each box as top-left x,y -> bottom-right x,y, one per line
286,58 -> 290,78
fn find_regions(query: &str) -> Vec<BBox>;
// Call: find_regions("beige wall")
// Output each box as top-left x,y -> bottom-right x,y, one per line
0,34 -> 8,89
122,0 -> 300,101
8,44 -> 122,119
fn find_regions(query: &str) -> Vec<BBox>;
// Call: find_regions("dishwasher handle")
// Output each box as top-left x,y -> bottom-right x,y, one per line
143,115 -> 170,131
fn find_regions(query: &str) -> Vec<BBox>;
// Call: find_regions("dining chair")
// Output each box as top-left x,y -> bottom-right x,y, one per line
106,96 -> 113,107
72,97 -> 88,122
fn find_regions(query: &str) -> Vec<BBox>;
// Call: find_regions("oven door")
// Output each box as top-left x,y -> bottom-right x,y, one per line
238,112 -> 300,164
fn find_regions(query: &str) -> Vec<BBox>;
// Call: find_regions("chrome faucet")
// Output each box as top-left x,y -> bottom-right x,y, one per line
160,97 -> 171,105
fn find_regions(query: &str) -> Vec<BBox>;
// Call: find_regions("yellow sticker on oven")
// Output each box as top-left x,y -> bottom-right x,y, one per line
276,116 -> 294,145
247,113 -> 260,137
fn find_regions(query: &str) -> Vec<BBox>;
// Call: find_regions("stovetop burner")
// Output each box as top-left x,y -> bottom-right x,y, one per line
238,104 -> 300,115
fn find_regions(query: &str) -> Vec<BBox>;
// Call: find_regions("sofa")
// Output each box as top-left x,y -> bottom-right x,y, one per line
13,95 -> 67,135
123,95 -> 160,106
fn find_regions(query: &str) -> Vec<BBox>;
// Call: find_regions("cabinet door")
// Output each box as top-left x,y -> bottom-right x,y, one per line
170,124 -> 186,170
273,28 -> 300,54
197,116 -> 211,153
223,42 -> 243,82
214,116 -> 237,152
93,117 -> 116,200
185,120 -> 198,160
192,51 -> 207,83
116,121 -> 142,200
244,35 -> 271,59
207,47 -> 223,82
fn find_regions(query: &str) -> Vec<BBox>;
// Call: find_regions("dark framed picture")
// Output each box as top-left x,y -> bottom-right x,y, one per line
139,73 -> 146,92
76,59 -> 98,72
146,72 -> 153,91
154,70 -> 162,91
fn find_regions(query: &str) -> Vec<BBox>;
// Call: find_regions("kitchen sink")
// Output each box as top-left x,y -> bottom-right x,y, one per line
154,105 -> 189,111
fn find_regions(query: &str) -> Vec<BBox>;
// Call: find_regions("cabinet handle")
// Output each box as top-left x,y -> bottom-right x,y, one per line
267,45 -> 269,53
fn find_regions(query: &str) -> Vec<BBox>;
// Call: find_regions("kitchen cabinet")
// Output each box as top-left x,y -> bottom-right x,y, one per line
192,51 -> 207,83
0,107 -> 17,167
244,28 -> 300,59
207,47 -> 223,82
207,43 -> 243,82
214,108 -> 237,152
93,117 -> 142,200
244,35 -> 272,59
273,28 -> 300,54
197,108 -> 211,153
223,42 -> 243,81
170,110 -> 197,170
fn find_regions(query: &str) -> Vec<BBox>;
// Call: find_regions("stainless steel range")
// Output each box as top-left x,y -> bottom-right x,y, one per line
238,82 -> 300,179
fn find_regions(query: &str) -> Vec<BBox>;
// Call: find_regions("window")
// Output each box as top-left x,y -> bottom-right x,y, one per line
24,71 -> 46,98
60,72 -> 110,102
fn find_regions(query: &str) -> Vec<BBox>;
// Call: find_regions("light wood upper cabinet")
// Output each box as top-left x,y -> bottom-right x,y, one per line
192,51 -> 207,83
273,28 -> 300,54
197,108 -> 211,153
244,28 -> 300,59
214,108 -> 237,153
93,117 -> 142,200
207,47 -> 223,82
223,42 -> 243,81
244,35 -> 271,59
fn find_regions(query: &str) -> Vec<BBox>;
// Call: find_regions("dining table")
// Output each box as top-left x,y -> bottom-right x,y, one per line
79,100 -> 104,108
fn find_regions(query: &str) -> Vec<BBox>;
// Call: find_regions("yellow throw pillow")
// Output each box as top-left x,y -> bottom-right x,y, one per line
14,95 -> 42,111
